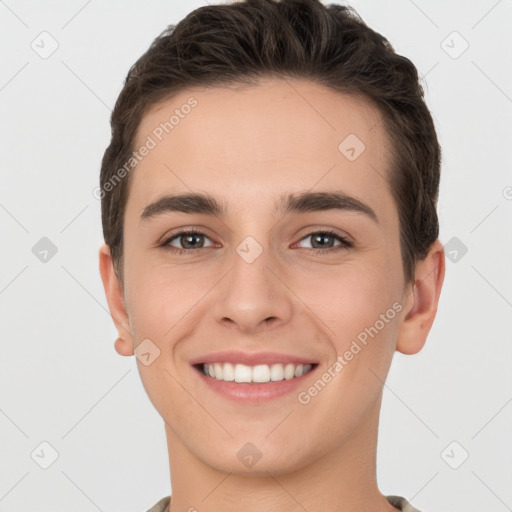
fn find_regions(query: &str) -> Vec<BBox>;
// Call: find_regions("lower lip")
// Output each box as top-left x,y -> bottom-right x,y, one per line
193,365 -> 317,403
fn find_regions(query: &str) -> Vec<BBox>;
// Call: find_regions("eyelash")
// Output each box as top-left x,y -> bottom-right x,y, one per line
160,228 -> 353,256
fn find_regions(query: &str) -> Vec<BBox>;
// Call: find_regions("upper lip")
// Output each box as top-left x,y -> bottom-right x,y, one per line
189,350 -> 319,367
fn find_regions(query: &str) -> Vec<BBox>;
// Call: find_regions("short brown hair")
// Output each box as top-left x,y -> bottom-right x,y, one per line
99,0 -> 441,287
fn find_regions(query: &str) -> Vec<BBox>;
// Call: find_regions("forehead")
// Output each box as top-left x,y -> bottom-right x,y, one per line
135,77 -> 387,158
129,78 -> 393,223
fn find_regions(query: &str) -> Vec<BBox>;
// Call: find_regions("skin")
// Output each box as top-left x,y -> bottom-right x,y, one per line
99,78 -> 445,512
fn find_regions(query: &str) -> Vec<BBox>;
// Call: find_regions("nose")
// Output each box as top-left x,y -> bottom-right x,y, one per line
213,246 -> 294,334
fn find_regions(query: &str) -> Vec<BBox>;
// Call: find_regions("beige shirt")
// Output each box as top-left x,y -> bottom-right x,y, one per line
146,494 -> 423,512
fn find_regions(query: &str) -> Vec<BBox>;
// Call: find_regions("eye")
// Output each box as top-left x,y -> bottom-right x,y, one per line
161,229 -> 215,254
295,229 -> 353,254
159,228 -> 353,256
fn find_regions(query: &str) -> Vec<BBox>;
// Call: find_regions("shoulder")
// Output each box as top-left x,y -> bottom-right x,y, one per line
146,495 -> 422,512
145,495 -> 171,512
386,495 -> 424,512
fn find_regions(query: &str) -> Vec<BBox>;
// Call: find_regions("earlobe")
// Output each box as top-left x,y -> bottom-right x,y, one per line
396,239 -> 446,355
98,244 -> 134,357
114,336 -> 134,357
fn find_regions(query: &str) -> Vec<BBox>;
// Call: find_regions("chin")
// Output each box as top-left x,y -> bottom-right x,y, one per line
196,440 -> 318,477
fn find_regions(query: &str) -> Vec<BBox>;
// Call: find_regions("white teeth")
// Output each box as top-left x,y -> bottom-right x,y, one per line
234,364 -> 252,383
222,362 -> 235,381
270,363 -> 284,381
201,362 -> 314,383
252,364 -> 270,383
214,363 -> 223,380
284,363 -> 295,380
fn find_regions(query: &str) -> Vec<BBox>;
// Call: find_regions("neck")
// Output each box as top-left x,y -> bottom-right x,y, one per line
165,393 -> 400,512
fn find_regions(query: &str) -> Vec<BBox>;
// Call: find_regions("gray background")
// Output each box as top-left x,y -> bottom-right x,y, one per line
1,1 -> 511,511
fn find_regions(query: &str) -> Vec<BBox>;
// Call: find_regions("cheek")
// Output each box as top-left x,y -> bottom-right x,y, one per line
126,262 -> 203,340
302,270 -> 400,431
127,250 -> 401,354
125,270 -> 197,416
295,259 -> 398,339
304,262 -> 401,398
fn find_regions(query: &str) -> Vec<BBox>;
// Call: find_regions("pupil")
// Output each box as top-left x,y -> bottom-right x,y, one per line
184,234 -> 202,248
314,234 -> 331,248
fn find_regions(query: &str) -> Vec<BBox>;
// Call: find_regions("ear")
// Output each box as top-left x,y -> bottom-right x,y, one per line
396,239 -> 446,355
98,243 -> 134,356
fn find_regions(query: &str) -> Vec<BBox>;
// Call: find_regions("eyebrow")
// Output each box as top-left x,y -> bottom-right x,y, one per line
140,190 -> 379,224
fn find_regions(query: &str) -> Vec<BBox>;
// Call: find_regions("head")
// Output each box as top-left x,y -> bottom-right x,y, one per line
99,0 -> 444,476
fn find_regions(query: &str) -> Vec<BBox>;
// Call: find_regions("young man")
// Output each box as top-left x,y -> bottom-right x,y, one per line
98,1 -> 445,511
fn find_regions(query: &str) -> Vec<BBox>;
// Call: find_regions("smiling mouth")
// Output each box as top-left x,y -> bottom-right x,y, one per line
194,362 -> 318,384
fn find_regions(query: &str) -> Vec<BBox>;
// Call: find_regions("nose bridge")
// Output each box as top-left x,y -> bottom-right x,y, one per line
213,233 -> 293,332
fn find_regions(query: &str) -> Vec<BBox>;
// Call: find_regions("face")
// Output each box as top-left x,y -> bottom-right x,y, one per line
110,78 -> 416,475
